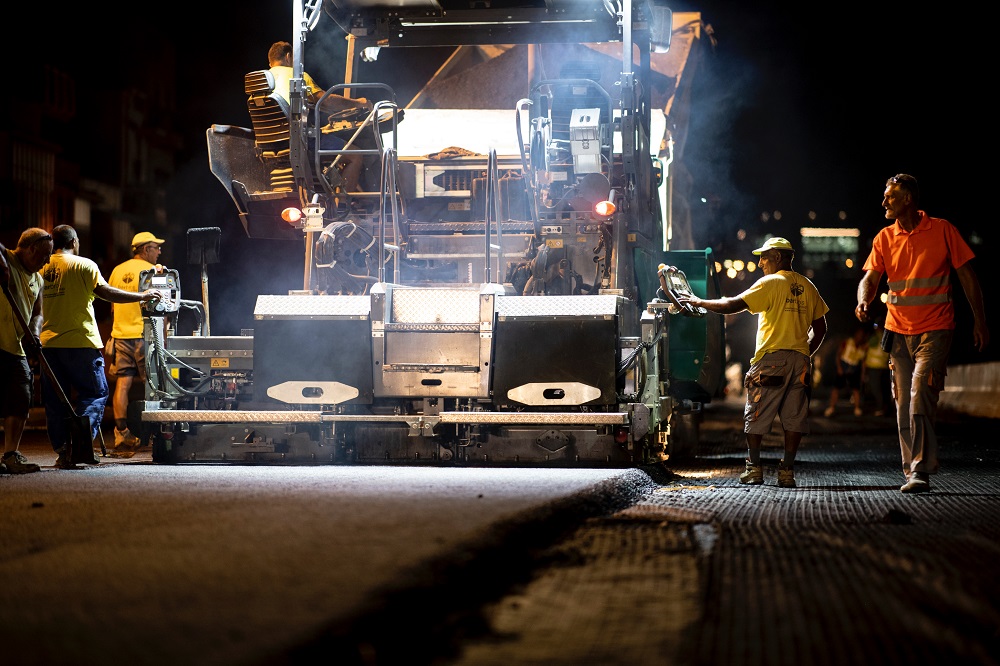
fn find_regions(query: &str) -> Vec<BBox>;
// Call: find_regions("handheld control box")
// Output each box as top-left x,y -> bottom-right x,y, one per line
139,267 -> 180,316
657,264 -> 707,318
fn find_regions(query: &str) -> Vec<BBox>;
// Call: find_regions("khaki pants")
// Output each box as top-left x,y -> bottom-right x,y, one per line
889,329 -> 952,477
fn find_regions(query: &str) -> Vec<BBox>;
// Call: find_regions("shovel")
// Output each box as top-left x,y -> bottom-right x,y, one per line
0,281 -> 96,464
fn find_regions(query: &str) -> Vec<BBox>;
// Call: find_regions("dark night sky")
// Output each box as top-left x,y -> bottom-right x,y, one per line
32,2 -> 993,353
73,0 -> 985,238
679,2 -> 987,245
676,1 -> 993,362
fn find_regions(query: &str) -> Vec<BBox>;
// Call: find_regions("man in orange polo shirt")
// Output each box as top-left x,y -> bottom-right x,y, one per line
856,174 -> 989,494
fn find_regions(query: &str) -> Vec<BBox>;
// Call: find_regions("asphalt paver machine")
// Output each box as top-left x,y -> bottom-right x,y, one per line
145,0 -> 725,466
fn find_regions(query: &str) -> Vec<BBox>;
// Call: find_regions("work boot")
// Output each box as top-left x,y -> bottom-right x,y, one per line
114,427 -> 139,448
54,451 -> 79,470
55,448 -> 100,469
900,471 -> 930,494
107,428 -> 138,458
2,451 -> 40,474
106,445 -> 135,459
739,461 -> 763,485
777,462 -> 796,488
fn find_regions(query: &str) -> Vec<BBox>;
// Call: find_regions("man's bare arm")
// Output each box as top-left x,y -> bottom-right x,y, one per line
679,294 -> 749,315
809,315 -> 827,356
29,288 -> 41,323
95,283 -> 161,305
855,270 -> 882,322
955,262 -> 990,351
22,291 -> 43,353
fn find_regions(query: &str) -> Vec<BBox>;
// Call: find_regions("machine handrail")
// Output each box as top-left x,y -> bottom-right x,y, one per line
312,83 -> 399,198
483,149 -> 504,284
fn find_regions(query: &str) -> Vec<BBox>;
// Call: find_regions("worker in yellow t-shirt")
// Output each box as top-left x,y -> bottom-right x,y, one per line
106,231 -> 164,456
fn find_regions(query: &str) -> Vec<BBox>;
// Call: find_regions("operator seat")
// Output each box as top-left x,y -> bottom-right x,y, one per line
244,70 -> 294,192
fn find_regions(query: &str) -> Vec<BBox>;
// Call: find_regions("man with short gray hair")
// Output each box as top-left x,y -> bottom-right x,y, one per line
0,228 -> 52,474
856,174 -> 989,494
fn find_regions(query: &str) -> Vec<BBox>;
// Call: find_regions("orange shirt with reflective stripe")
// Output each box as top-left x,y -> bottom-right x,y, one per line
862,212 -> 975,335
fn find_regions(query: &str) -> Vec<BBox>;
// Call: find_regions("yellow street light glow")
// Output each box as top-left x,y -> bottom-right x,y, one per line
733,259 -> 745,271
800,227 -> 860,237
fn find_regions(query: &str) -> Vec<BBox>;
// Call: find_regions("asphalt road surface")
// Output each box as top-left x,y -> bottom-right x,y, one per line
2,395 -> 998,666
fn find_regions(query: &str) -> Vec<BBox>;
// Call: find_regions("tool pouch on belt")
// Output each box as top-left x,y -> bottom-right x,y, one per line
880,328 -> 895,353
744,372 -> 785,389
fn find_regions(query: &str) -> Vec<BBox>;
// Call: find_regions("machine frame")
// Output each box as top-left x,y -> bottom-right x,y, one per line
152,0 -> 725,466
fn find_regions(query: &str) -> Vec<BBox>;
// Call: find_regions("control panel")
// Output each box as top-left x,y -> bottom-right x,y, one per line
139,267 -> 180,316
656,264 -> 707,317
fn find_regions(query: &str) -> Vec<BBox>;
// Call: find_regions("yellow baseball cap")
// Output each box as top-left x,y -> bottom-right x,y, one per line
131,232 -> 165,249
751,237 -> 793,254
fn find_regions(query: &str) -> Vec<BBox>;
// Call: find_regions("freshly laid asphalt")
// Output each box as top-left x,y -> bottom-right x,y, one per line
436,397 -> 1000,666
2,395 -> 998,666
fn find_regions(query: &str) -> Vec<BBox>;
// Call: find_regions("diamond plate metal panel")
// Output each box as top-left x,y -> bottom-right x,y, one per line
254,295 -> 371,319
384,323 -> 479,332
495,294 -> 622,318
439,411 -> 627,425
391,288 -> 481,324
142,410 -> 324,423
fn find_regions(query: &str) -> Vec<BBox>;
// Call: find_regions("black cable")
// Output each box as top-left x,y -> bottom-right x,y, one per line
618,326 -> 663,377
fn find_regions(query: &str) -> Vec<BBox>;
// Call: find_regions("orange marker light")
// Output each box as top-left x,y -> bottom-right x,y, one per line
594,199 -> 616,217
281,207 -> 303,224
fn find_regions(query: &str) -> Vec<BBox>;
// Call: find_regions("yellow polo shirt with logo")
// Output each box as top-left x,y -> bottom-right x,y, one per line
108,257 -> 154,339
41,252 -> 107,349
739,270 -> 829,366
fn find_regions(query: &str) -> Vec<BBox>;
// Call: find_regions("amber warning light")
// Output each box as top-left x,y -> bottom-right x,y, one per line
593,199 -> 616,217
281,207 -> 302,225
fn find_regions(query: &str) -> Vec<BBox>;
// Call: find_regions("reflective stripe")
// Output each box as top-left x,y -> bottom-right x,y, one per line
888,292 -> 952,305
886,274 -> 950,290
887,272 -> 952,307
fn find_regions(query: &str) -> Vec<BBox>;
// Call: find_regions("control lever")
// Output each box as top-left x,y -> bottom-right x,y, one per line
656,264 -> 707,317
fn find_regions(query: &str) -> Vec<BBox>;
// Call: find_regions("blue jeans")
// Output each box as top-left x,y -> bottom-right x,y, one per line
40,347 -> 108,452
